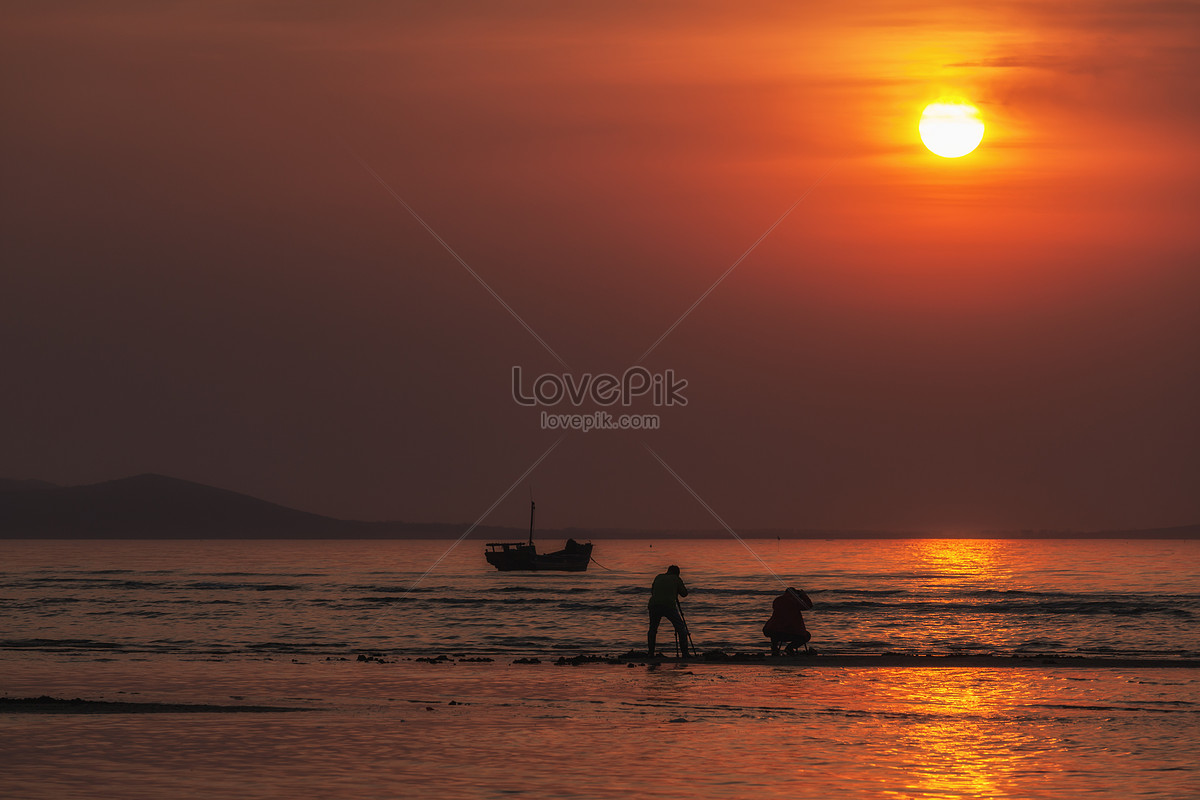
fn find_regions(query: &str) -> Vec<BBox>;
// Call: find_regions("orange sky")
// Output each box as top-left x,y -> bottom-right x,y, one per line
2,2 -> 1197,530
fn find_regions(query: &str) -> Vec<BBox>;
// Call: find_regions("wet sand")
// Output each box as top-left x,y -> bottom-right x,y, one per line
5,657 -> 1198,800
573,652 -> 1200,669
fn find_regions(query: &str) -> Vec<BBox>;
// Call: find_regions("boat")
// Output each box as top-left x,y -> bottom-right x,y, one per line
485,500 -> 592,572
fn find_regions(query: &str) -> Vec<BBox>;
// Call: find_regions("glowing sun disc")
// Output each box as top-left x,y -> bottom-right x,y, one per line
919,101 -> 985,158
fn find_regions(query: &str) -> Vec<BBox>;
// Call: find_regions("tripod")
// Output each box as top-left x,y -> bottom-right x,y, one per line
673,601 -> 698,658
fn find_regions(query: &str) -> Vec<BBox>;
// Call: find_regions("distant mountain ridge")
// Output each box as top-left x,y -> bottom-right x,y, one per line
0,474 -> 474,539
0,478 -> 59,492
1,474 -> 1197,539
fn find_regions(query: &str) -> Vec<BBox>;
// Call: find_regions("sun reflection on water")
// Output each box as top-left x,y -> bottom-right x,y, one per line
863,540 -> 1025,654
628,662 -> 1084,799
867,668 -> 1046,800
907,539 -> 1012,585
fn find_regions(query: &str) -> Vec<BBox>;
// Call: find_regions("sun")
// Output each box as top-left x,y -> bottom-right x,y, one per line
919,100 -> 985,158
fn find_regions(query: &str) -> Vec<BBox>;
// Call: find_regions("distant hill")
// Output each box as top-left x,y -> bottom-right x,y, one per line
0,474 -> 496,539
0,478 -> 59,492
1,474 -> 1197,539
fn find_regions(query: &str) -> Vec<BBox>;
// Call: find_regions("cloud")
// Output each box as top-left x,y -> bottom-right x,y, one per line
945,55 -> 1089,73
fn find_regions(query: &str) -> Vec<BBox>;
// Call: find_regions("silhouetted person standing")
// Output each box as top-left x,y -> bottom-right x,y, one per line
763,587 -> 813,656
647,565 -> 688,657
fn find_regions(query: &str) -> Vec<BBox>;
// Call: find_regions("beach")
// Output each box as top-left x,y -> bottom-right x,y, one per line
4,654 -> 1199,799
2,538 -> 1198,798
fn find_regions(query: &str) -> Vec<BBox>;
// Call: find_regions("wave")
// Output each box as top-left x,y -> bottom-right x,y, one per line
5,577 -> 314,592
199,572 -> 324,578
1026,703 -> 1199,714
347,584 -> 433,593
0,638 -> 184,653
182,582 -> 304,591
556,601 -> 622,612
353,596 -> 561,606
1,638 -> 124,649
495,586 -> 592,594
812,599 -> 1195,616
28,568 -> 178,576
7,578 -> 167,589
244,641 -> 350,652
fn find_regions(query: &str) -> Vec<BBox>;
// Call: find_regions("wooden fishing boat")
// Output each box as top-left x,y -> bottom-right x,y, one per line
485,500 -> 592,572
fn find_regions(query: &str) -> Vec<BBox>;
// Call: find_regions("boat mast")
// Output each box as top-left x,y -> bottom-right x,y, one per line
528,499 -> 536,546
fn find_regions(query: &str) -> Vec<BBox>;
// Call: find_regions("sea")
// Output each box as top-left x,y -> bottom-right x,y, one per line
1,538 -> 1198,799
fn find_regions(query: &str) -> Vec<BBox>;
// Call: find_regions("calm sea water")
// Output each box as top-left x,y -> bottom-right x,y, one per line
1,538 -> 1197,659
2,538 -> 1198,799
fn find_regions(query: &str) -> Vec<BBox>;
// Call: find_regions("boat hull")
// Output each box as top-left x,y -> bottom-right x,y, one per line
485,540 -> 592,572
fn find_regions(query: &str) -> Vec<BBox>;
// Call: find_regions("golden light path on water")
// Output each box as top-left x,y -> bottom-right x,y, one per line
635,665 -> 1128,800
909,538 -> 1013,589
877,670 -> 1029,799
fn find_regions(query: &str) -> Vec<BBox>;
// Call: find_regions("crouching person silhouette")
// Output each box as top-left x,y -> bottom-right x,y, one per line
763,587 -> 814,656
